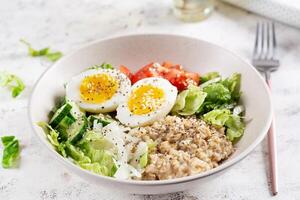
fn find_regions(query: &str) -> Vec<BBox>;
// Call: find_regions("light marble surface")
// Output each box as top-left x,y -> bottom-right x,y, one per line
0,0 -> 300,199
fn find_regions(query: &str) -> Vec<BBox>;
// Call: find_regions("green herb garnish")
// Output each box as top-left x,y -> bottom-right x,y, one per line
1,136 -> 20,168
0,72 -> 25,98
88,62 -> 114,70
20,39 -> 63,61
45,52 -> 63,62
100,62 -> 114,69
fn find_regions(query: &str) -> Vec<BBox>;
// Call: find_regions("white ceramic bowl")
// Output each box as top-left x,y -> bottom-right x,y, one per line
29,34 -> 272,194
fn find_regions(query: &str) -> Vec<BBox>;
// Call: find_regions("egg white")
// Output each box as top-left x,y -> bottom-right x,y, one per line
66,68 -> 131,113
116,77 -> 178,127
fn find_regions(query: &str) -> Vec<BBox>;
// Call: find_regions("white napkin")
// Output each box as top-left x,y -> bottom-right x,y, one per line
222,0 -> 300,28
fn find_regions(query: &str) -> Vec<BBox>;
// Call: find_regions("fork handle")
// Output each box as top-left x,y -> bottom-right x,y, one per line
266,79 -> 278,196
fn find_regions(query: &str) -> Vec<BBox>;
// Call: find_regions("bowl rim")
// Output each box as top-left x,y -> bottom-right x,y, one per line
28,33 -> 273,186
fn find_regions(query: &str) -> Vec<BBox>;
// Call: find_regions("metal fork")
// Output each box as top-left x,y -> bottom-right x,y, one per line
252,21 -> 279,196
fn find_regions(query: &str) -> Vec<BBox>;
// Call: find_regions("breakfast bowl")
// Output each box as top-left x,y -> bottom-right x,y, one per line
29,34 -> 272,194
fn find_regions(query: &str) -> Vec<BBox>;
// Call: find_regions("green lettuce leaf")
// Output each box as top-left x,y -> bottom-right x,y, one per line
201,72 -> 220,83
79,131 -> 115,152
45,52 -> 63,62
203,109 -> 245,142
203,109 -> 231,127
38,120 -> 118,176
58,143 -> 67,157
199,77 -> 221,89
79,162 -> 110,176
225,115 -> 245,142
197,73 -> 242,114
172,85 -> 207,116
171,90 -> 189,112
65,142 -> 91,163
198,83 -> 231,114
47,130 -> 60,147
37,122 -> 60,147
78,131 -> 117,176
20,39 -> 49,56
38,121 -> 71,158
0,72 -> 25,98
222,73 -> 241,101
20,39 -> 63,62
1,136 -> 15,146
1,136 -> 20,168
203,83 -> 231,103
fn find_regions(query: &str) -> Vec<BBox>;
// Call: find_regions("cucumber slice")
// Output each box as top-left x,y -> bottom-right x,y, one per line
50,100 -> 86,144
53,101 -> 86,143
67,116 -> 88,144
49,103 -> 73,128
56,126 -> 68,142
60,116 -> 76,127
69,101 -> 83,119
48,96 -> 67,119
56,115 -> 76,142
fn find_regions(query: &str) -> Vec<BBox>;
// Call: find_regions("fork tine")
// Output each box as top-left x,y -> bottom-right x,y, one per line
253,21 -> 279,67
266,22 -> 270,59
265,21 -> 273,60
260,22 -> 264,59
259,22 -> 264,59
272,22 -> 277,48
253,22 -> 260,59
271,22 -> 277,59
262,22 -> 269,60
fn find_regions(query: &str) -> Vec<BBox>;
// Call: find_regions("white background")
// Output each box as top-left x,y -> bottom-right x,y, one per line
0,0 -> 299,199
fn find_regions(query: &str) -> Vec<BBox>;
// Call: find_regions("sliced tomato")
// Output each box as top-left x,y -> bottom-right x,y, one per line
130,61 -> 200,90
131,62 -> 158,83
162,61 -> 182,70
185,72 -> 200,85
164,69 -> 188,90
119,65 -> 133,80
131,74 -> 142,84
161,61 -> 174,68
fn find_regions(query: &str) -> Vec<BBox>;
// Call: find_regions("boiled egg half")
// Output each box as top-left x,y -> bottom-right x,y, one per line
116,77 -> 178,127
66,68 -> 131,113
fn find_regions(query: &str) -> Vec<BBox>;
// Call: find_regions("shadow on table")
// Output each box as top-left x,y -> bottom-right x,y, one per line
135,192 -> 199,200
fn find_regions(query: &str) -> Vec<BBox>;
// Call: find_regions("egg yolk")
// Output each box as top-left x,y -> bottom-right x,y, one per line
80,73 -> 119,103
128,85 -> 165,115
